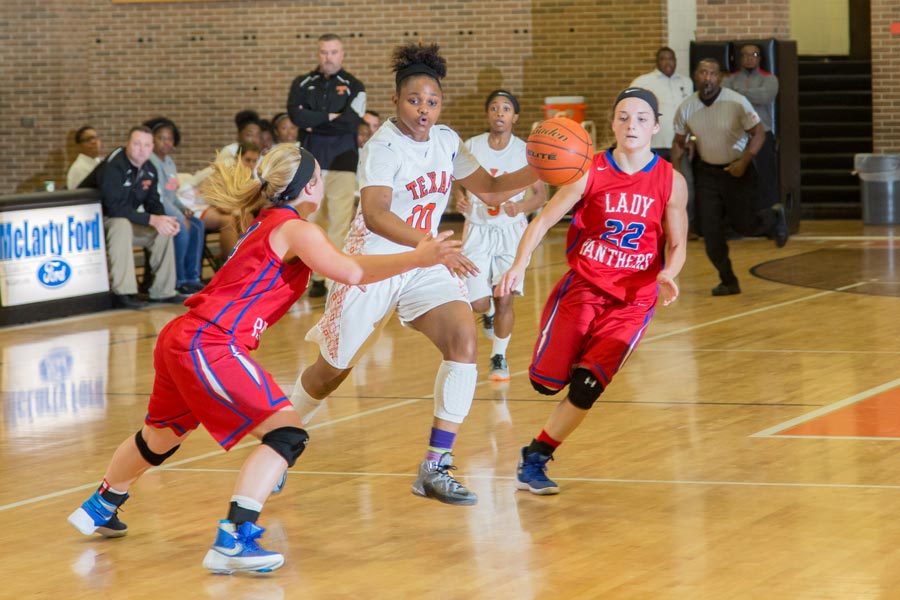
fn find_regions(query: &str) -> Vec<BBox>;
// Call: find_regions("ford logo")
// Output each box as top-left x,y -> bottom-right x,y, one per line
37,259 -> 72,288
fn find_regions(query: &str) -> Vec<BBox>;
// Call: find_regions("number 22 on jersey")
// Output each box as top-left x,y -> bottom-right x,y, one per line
406,202 -> 436,231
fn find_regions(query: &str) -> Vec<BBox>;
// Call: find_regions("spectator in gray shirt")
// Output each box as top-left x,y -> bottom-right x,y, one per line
724,44 -> 779,212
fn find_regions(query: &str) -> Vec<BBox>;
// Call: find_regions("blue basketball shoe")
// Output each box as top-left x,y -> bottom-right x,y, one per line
515,447 -> 560,495
68,490 -> 129,538
202,520 -> 285,574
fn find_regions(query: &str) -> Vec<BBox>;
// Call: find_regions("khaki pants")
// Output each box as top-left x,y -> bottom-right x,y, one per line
308,169 -> 357,283
104,217 -> 177,298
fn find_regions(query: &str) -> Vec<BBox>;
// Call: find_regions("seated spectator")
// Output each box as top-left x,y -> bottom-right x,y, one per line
363,109 -> 381,133
272,112 -> 298,143
357,121 -> 372,148
237,141 -> 261,170
220,109 -> 262,161
145,117 -> 206,294
67,126 -> 102,189
257,119 -> 275,154
80,126 -> 185,308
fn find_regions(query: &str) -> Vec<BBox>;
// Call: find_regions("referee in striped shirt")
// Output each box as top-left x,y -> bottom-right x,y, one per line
671,58 -> 788,297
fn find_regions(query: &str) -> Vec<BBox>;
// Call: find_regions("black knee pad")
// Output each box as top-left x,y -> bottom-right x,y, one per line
262,427 -> 309,467
567,368 -> 604,410
134,430 -> 180,466
531,379 -> 562,396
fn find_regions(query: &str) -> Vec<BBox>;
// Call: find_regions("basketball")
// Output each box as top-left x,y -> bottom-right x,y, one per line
526,117 -> 594,186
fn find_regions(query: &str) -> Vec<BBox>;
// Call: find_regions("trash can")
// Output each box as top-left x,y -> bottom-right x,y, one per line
854,153 -> 900,225
543,96 -> 587,122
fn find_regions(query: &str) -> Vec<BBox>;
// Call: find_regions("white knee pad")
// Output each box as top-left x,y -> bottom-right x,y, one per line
433,360 -> 477,423
290,376 -> 325,426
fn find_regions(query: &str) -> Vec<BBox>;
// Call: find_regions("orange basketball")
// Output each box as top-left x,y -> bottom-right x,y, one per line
526,117 -> 594,186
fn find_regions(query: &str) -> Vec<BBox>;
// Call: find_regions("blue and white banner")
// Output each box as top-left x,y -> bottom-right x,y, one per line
0,203 -> 109,306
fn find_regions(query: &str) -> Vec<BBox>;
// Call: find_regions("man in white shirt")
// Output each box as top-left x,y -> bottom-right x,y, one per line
630,47 -> 692,160
67,126 -> 102,189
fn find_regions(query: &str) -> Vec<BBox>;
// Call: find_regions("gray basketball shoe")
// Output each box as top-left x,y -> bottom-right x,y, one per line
411,452 -> 478,506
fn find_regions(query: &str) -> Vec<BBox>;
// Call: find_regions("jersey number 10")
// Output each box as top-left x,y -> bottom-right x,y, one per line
407,202 -> 436,231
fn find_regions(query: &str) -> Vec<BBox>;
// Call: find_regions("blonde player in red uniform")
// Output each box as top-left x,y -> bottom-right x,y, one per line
67,143 -> 462,574
291,43 -> 537,506
498,88 -> 688,495
453,90 -> 547,381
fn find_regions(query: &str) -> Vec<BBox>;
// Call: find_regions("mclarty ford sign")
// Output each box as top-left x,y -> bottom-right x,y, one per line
0,203 -> 109,306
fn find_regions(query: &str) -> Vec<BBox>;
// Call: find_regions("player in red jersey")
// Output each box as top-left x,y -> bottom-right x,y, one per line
498,88 -> 688,495
67,143 -> 462,573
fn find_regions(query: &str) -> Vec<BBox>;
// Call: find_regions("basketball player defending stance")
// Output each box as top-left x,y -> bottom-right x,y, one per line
498,88 -> 688,494
292,43 -> 537,506
67,143 -> 462,573
453,90 -> 547,381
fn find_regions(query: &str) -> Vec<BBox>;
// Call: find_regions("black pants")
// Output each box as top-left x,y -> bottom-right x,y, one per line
753,132 -> 779,212
695,161 -> 775,285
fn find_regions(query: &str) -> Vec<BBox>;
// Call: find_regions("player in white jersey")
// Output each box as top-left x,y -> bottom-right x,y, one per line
289,43 -> 538,506
453,90 -> 547,381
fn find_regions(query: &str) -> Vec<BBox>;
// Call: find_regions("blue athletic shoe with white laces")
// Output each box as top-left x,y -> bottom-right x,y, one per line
203,520 -> 285,574
515,447 -> 560,495
68,490 -> 129,537
271,469 -> 288,495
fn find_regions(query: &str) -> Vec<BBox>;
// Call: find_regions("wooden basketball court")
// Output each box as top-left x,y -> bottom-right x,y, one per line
3,221 -> 900,598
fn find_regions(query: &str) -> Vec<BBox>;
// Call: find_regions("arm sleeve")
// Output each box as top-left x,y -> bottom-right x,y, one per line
673,102 -> 689,136
738,95 -> 762,130
452,134 -> 481,180
287,77 -> 330,129
100,160 -> 151,227
144,170 -> 166,217
358,141 -> 400,189
741,74 -> 779,105
318,81 -> 367,135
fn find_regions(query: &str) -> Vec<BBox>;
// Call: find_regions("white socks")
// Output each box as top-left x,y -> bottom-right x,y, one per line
290,377 -> 325,425
492,334 -> 510,357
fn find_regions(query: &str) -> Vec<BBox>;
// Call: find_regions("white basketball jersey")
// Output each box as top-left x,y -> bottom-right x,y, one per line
464,133 -> 528,226
348,119 -> 480,255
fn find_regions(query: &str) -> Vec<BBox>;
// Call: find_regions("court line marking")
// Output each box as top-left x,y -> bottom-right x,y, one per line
749,376 -> 900,438
163,467 -> 900,492
641,347 -> 900,355
0,283 -> 864,512
791,235 -> 900,242
642,282 -> 867,343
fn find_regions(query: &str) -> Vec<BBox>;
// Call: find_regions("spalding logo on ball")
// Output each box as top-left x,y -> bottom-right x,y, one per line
526,117 -> 594,186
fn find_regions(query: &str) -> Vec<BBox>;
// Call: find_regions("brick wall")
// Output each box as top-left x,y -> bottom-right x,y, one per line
871,0 -> 900,152
695,0 -> 790,40
3,0 -> 666,194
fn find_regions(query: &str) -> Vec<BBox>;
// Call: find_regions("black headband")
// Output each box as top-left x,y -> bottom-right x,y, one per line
395,63 -> 441,88
613,87 -> 661,117
271,146 -> 316,205
485,90 -> 520,114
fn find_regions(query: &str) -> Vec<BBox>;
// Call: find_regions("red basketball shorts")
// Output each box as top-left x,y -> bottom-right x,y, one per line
145,314 -> 291,449
529,271 -> 655,392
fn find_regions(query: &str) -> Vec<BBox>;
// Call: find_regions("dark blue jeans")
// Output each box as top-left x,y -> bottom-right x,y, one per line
173,215 -> 205,285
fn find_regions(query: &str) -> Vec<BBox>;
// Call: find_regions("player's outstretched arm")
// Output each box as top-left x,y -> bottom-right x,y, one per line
502,179 -> 548,218
361,185 -> 478,278
458,165 -> 539,207
277,219 -> 462,286
496,172 -> 588,296
657,171 -> 689,306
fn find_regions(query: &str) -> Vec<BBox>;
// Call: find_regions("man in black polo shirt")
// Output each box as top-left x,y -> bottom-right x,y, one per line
81,126 -> 182,308
287,33 -> 366,297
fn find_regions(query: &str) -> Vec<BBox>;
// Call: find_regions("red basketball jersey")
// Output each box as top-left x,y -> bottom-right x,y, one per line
566,150 -> 673,303
185,205 -> 311,350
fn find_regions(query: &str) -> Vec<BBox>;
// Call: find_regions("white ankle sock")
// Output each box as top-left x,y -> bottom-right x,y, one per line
230,495 -> 263,512
492,334 -> 510,357
290,377 -> 324,425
